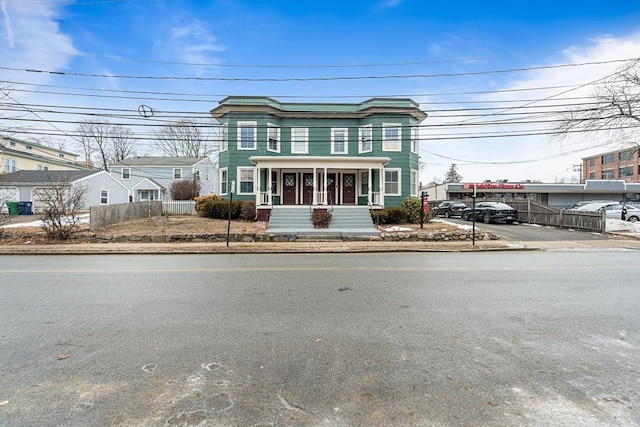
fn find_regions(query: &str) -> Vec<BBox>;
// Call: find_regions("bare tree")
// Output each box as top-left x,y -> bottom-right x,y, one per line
109,124 -> 136,163
77,121 -> 137,170
34,177 -> 87,240
154,119 -> 214,157
554,59 -> 639,149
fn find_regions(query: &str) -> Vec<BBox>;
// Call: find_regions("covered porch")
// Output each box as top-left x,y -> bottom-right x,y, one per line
249,156 -> 390,210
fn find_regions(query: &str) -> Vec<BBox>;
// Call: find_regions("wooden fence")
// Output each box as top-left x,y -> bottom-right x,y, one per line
162,200 -> 196,215
90,201 -> 162,231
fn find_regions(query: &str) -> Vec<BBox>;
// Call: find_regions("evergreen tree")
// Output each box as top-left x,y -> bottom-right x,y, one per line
443,163 -> 463,183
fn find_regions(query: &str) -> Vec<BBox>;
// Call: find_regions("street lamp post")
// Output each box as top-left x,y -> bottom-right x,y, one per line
226,181 -> 235,247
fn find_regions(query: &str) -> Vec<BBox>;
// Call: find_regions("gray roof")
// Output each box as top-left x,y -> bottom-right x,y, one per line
0,170 -> 94,184
111,156 -> 207,167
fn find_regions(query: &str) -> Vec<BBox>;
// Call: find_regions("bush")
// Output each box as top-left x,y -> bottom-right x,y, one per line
195,194 -> 222,215
239,201 -> 256,221
384,206 -> 408,224
198,199 -> 243,219
170,178 -> 201,200
312,209 -> 332,227
401,197 -> 422,223
370,209 -> 387,225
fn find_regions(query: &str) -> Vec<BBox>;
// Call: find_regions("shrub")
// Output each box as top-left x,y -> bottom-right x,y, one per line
170,178 -> 201,200
239,201 -> 256,221
383,206 -> 408,224
195,194 -> 222,215
401,197 -> 422,223
198,199 -> 244,219
312,209 -> 332,227
370,209 -> 387,225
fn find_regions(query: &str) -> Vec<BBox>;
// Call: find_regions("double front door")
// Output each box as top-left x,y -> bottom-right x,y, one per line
281,172 -> 355,205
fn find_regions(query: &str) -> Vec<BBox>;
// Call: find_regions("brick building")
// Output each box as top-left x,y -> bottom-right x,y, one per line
581,148 -> 639,183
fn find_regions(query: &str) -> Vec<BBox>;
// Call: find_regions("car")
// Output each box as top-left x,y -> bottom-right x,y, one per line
461,201 -> 518,224
434,201 -> 467,218
570,200 -> 617,210
576,202 -> 640,222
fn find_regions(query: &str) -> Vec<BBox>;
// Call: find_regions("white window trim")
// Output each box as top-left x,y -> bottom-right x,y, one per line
410,169 -> 418,197
384,168 -> 401,196
359,125 -> 373,154
411,125 -> 419,154
100,189 -> 109,205
173,168 -> 182,180
220,123 -> 228,152
237,121 -> 257,150
122,168 -> 131,180
237,167 -> 256,195
267,124 -> 280,153
382,123 -> 402,152
331,127 -> 348,154
219,168 -> 228,196
291,127 -> 308,154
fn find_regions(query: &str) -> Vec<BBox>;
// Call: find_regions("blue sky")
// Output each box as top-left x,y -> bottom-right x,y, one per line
1,0 -> 639,183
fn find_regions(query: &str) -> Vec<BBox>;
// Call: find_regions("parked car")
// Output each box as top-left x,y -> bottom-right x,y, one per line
570,200 -> 617,210
461,202 -> 518,224
577,202 -> 640,222
434,201 -> 467,218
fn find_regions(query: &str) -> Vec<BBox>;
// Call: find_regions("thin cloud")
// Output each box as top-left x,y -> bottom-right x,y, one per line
156,18 -> 224,68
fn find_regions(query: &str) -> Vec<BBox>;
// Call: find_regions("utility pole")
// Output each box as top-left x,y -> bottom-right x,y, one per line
573,163 -> 583,183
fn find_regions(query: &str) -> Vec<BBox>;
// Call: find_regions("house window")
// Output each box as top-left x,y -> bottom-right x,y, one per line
602,154 -> 614,165
220,169 -> 228,195
4,158 -> 16,173
267,125 -> 280,152
410,169 -> 418,196
58,153 -> 65,158
601,169 -> 614,179
411,126 -> 419,153
173,168 -> 182,179
291,127 -> 308,154
237,121 -> 257,150
360,171 -> 369,195
271,170 -> 279,195
220,123 -> 228,152
331,128 -> 348,154
383,123 -> 401,151
589,158 -> 596,167
25,145 -> 32,150
619,150 -> 633,162
359,125 -> 372,153
238,167 -> 255,194
122,168 -> 131,180
385,169 -> 401,195
619,166 -> 633,177
589,172 -> 595,179
100,189 -> 109,205
37,165 -> 49,171
9,140 -> 15,147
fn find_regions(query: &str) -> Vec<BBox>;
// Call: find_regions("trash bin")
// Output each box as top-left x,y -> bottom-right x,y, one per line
18,201 -> 33,215
6,201 -> 19,216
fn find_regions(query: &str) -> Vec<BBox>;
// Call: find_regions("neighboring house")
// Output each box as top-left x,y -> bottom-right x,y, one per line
0,170 -> 128,213
109,156 -> 217,202
210,96 -> 427,219
1,135 -> 90,173
582,148 -> 639,183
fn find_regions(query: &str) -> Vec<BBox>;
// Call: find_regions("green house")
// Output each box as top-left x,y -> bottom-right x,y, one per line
210,96 -> 427,219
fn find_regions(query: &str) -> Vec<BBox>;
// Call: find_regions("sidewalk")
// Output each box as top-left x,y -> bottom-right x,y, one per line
1,238 -> 639,255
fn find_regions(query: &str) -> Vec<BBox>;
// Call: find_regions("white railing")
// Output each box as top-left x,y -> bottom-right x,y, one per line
163,200 -> 196,215
370,192 -> 381,205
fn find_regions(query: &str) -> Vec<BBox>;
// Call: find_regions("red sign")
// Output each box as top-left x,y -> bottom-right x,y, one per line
422,196 -> 429,213
463,182 -> 525,190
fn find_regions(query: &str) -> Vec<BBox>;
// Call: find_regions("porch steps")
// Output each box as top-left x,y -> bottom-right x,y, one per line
267,206 -> 380,238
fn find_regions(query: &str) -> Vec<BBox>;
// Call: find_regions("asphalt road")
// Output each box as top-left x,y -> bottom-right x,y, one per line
442,217 -> 610,241
1,252 -> 639,426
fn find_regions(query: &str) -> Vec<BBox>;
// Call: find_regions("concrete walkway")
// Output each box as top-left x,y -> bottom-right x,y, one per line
1,237 -> 639,255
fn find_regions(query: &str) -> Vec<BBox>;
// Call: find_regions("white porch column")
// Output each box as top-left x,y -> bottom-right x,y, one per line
267,167 -> 272,205
368,168 -> 373,205
323,167 -> 328,205
379,167 -> 385,207
312,167 -> 318,205
255,164 -> 262,206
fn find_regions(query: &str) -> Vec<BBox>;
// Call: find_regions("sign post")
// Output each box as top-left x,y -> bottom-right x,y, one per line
420,191 -> 428,229
226,181 -> 235,247
471,184 -> 477,246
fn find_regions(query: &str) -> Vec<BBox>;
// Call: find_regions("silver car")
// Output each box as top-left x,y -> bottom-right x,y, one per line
577,202 -> 640,222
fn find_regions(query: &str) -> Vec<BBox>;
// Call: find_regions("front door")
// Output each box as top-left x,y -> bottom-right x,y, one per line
283,173 -> 297,205
302,173 -> 314,205
342,173 -> 356,204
